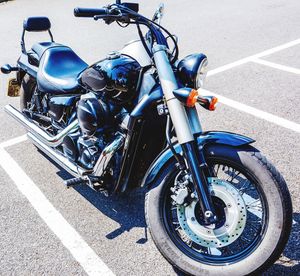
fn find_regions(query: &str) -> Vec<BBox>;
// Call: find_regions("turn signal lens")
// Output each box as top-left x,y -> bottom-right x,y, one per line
209,96 -> 218,111
186,89 -> 199,107
196,94 -> 219,111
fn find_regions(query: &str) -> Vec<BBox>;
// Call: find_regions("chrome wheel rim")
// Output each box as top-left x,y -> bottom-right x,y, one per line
162,159 -> 268,264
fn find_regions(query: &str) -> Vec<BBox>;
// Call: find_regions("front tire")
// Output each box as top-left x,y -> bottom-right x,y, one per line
145,144 -> 292,275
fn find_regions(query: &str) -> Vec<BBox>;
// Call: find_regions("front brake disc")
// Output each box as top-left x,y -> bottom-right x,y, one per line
177,178 -> 247,248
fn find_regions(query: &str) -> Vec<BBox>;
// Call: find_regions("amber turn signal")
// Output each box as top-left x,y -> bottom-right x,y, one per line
186,89 -> 199,107
196,95 -> 218,111
173,87 -> 199,107
172,88 -> 217,110
209,96 -> 218,111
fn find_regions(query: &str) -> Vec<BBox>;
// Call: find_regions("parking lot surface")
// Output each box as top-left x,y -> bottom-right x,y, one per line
0,0 -> 299,275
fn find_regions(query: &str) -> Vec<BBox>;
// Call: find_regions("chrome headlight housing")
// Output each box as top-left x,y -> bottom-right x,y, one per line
177,53 -> 208,89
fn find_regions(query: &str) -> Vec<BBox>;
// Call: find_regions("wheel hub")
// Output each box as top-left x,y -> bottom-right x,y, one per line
177,178 -> 247,248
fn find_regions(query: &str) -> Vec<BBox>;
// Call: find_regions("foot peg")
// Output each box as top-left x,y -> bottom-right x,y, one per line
64,177 -> 87,188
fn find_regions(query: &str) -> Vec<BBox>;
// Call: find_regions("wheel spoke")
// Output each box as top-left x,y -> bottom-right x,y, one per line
221,246 -> 234,256
240,235 -> 252,243
247,220 -> 262,232
244,194 -> 262,219
226,168 -> 241,184
214,164 -> 221,176
239,179 -> 252,194
165,160 -> 267,264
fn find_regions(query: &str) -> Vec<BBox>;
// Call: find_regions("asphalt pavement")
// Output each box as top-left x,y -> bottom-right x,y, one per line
0,0 -> 299,275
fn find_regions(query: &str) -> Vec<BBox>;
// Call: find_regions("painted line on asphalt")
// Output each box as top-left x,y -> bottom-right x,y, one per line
207,38 -> 300,76
0,147 -> 115,276
0,37 -> 298,276
201,89 -> 300,133
0,134 -> 27,148
252,58 -> 300,75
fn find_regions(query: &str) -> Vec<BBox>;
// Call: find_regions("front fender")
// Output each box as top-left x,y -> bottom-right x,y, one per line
141,131 -> 255,187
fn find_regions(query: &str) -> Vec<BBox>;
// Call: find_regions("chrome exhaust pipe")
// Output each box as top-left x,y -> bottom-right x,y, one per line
93,133 -> 125,177
5,104 -> 79,147
29,131 -> 124,181
28,133 -> 88,177
5,104 -> 125,181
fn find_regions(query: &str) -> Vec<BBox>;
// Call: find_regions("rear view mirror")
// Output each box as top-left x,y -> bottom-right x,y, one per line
152,3 -> 164,24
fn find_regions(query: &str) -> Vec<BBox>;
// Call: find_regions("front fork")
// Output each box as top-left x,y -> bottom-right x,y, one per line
152,44 -> 217,224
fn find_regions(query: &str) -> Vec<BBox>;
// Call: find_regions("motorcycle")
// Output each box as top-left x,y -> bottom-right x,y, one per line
1,2 -> 293,275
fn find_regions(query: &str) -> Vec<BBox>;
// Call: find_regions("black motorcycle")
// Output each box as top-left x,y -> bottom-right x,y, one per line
1,2 -> 292,275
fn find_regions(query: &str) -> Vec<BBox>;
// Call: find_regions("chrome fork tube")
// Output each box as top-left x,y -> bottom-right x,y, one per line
185,107 -> 202,136
153,44 -> 216,223
152,44 -> 194,144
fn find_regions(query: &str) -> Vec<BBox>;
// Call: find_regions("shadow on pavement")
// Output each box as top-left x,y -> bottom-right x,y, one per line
75,184 -> 148,242
40,149 -> 300,274
74,182 -> 300,275
39,149 -> 148,242
264,212 -> 300,275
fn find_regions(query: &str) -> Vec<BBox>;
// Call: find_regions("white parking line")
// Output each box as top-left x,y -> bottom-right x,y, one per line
0,146 -> 115,276
207,38 -> 300,76
0,134 -> 27,148
203,38 -> 300,134
252,58 -> 300,75
0,33 -> 298,276
201,89 -> 300,133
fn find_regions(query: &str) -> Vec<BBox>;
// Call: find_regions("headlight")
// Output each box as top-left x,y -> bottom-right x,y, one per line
177,53 -> 208,89
195,57 -> 208,89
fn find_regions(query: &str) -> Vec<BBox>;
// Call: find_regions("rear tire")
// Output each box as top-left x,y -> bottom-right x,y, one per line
20,74 -> 36,111
145,144 -> 292,275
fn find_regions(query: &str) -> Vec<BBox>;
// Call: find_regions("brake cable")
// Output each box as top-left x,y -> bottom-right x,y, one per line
114,4 -> 179,63
136,22 -> 153,59
166,115 -> 185,170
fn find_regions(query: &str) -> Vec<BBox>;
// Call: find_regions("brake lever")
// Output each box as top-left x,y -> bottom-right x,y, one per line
94,14 -> 130,25
94,15 -> 110,21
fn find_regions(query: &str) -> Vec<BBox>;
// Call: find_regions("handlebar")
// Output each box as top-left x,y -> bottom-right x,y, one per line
74,7 -> 108,18
73,3 -> 178,63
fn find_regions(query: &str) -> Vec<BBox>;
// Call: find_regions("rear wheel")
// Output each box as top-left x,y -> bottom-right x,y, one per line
145,144 -> 292,275
20,74 -> 36,111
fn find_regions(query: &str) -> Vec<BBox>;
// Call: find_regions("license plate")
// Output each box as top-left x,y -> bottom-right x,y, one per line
7,78 -> 21,97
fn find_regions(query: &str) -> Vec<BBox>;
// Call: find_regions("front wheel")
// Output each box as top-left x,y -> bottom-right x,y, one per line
145,144 -> 292,275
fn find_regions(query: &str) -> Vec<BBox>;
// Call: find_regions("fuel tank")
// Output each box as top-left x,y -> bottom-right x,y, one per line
79,53 -> 142,104
121,39 -> 152,67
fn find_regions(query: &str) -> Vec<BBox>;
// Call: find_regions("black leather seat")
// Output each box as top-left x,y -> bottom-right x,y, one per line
37,46 -> 88,94
32,42 -> 63,60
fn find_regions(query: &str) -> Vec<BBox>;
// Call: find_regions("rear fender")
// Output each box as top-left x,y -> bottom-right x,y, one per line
18,53 -> 38,78
141,131 -> 255,187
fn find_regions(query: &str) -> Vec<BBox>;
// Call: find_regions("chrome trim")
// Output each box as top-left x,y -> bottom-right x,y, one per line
152,44 -> 194,144
27,133 -> 87,177
28,132 -> 125,179
4,104 -> 79,147
6,105 -> 125,180
186,107 -> 202,135
93,133 -> 125,177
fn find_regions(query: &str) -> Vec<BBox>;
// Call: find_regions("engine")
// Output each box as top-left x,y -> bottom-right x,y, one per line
59,53 -> 142,183
77,95 -> 111,136
61,93 -> 125,191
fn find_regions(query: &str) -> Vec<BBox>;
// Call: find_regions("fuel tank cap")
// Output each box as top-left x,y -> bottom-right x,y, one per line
107,51 -> 121,60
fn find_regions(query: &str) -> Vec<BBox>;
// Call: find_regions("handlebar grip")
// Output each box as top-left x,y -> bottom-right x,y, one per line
74,7 -> 108,17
